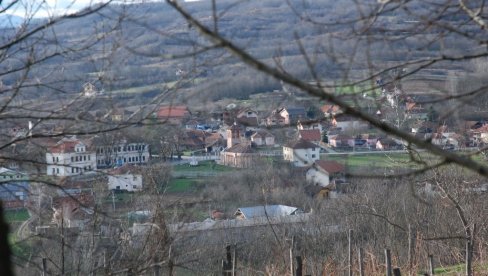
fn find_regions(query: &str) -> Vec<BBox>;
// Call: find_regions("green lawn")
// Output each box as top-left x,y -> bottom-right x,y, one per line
328,153 -> 409,167
3,209 -> 30,223
335,83 -> 381,96
326,151 -> 486,174
173,160 -> 233,173
167,178 -> 196,193
326,152 -> 442,170
9,233 -> 31,261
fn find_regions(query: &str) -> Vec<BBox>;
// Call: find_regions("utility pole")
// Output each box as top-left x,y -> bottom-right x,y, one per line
111,190 -> 115,211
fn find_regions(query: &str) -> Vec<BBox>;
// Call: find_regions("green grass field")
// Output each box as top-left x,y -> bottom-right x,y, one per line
326,152 -> 442,170
335,83 -> 381,96
4,209 -> 30,223
167,178 -> 197,193
328,153 -> 411,167
9,233 -> 31,260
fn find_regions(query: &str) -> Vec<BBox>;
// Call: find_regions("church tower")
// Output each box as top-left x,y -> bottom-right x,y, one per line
227,122 -> 240,148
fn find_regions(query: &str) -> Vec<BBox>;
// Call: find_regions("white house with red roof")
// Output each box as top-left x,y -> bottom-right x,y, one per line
298,129 -> 321,145
306,160 -> 345,187
283,139 -> 320,167
46,136 -> 96,176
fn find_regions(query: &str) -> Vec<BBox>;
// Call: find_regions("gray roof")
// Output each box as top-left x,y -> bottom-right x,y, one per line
235,205 -> 301,219
283,107 -> 306,115
226,143 -> 256,153
284,139 -> 318,149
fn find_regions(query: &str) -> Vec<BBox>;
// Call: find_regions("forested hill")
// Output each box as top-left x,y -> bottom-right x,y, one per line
0,0 -> 476,104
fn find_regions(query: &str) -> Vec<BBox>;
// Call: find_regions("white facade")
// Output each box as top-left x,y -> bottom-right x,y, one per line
279,109 -> 291,125
108,174 -> 143,192
251,132 -> 275,146
306,168 -> 331,187
297,121 -> 323,133
96,142 -> 150,168
283,146 -> 319,167
46,139 -> 96,176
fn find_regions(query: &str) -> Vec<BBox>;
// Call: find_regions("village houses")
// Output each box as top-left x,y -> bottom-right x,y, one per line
283,139 -> 320,167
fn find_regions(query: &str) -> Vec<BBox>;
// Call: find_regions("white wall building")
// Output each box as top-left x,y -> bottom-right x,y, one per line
46,137 -> 96,176
305,160 -> 345,187
283,139 -> 320,167
108,174 -> 143,192
96,141 -> 150,168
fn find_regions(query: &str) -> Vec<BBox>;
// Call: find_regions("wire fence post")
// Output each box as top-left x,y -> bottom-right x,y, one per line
359,247 -> 364,276
429,255 -> 434,275
385,249 -> 392,276
348,229 -> 353,276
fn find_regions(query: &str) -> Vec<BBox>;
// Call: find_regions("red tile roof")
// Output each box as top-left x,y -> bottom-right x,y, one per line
49,140 -> 81,153
299,129 -> 321,142
315,160 -> 344,173
285,139 -> 318,149
156,105 -> 190,119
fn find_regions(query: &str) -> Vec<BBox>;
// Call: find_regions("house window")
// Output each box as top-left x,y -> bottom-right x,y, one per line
52,168 -> 55,175
142,156 -> 146,161
56,157 -> 59,162
56,168 -> 59,174
84,156 -> 87,161
71,157 -> 74,162
52,157 -> 55,163
312,154 -> 316,158
133,185 -> 137,189
71,168 -> 74,173
88,155 -> 90,161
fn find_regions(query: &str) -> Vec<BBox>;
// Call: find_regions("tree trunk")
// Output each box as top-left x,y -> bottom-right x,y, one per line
0,202 -> 13,276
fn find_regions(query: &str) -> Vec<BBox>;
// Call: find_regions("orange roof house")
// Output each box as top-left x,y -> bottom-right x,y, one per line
156,105 -> 191,124
298,129 -> 321,143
